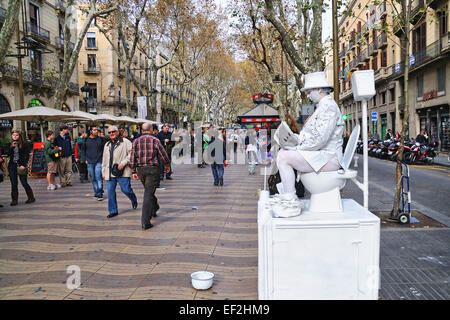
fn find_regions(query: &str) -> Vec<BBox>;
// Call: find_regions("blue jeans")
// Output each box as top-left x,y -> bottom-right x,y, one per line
87,162 -> 103,197
211,163 -> 224,184
107,177 -> 137,214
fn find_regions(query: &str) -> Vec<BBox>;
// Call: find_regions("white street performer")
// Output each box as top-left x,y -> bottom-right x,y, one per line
271,71 -> 344,217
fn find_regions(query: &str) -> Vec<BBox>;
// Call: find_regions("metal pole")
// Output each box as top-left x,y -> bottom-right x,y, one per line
362,99 -> 369,209
16,23 -> 26,133
332,0 -> 340,104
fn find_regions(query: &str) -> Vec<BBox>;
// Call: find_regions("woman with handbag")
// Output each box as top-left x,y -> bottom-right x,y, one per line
6,130 -> 34,205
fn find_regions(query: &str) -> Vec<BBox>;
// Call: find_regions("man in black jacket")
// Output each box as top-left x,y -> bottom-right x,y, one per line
157,124 -> 174,180
82,126 -> 106,200
207,128 -> 227,186
54,125 -> 73,187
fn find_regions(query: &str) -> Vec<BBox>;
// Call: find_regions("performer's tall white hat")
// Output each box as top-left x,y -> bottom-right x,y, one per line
300,71 -> 334,92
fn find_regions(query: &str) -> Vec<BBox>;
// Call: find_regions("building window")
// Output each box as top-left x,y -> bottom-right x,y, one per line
87,32 -> 96,48
437,66 -> 446,93
87,54 -> 97,71
372,96 -> 376,107
381,49 -> 387,68
29,3 -> 40,28
118,86 -> 122,99
29,49 -> 42,75
438,6 -> 448,38
88,83 -> 97,103
412,23 -> 426,54
417,74 -> 423,98
390,88 -> 395,102
381,91 -> 386,105
371,55 -> 378,70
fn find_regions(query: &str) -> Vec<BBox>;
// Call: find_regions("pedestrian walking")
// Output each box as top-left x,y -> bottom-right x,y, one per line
208,128 -> 227,186
228,129 -> 240,163
75,131 -> 89,183
131,123 -> 170,230
101,125 -> 138,219
44,130 -> 61,190
6,130 -> 35,205
157,124 -> 174,180
83,126 -> 106,201
54,125 -> 73,187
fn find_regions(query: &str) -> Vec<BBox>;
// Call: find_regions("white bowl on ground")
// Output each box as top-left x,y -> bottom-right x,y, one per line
191,271 -> 214,290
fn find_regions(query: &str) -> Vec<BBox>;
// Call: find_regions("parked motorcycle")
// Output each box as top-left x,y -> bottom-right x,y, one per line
368,139 -> 379,157
408,141 -> 438,164
387,141 -> 400,161
378,140 -> 392,159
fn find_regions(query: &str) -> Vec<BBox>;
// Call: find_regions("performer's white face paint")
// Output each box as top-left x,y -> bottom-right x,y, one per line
307,89 -> 322,103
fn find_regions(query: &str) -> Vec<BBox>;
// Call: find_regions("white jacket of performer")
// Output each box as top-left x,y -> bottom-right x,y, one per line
293,95 -> 344,172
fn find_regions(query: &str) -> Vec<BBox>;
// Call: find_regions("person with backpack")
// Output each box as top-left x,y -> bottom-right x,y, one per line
44,130 -> 61,190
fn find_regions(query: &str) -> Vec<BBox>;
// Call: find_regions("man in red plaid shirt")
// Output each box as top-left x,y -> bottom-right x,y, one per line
131,122 -> 170,230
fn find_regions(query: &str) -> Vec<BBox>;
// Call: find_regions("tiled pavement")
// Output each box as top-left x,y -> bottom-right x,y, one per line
0,162 -> 448,300
0,163 -> 263,300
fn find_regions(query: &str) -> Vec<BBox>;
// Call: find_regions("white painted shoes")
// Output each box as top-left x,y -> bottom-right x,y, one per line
269,193 -> 304,218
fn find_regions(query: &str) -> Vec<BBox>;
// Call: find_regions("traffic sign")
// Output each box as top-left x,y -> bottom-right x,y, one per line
371,112 -> 377,121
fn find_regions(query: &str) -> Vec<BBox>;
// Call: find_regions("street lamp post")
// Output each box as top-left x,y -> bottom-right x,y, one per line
81,82 -> 89,113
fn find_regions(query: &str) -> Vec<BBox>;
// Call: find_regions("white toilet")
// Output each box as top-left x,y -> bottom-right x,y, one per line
300,125 -> 360,213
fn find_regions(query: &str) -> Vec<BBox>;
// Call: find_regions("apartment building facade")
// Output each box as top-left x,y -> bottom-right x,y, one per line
338,0 -> 449,151
154,46 -> 201,125
0,0 -> 79,140
77,10 -> 149,118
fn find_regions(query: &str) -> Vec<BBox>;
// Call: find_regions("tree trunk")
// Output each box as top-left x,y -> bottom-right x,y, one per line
0,0 -> 21,66
391,0 -> 411,219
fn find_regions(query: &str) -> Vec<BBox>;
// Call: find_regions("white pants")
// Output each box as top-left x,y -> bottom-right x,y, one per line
276,149 -> 341,194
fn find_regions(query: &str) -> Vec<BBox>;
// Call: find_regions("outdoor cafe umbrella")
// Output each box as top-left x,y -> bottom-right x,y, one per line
116,116 -> 141,125
0,106 -> 90,141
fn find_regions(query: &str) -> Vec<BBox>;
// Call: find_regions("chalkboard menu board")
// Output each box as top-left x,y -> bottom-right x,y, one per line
31,142 -> 48,174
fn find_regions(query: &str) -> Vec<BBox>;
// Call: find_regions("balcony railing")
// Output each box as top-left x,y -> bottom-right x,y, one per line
378,32 -> 388,49
83,64 -> 100,73
368,39 -> 378,56
55,36 -> 75,51
0,63 -> 78,94
27,22 -> 50,42
410,39 -> 442,69
411,0 -> 425,24
360,49 -> 369,61
391,62 -> 405,77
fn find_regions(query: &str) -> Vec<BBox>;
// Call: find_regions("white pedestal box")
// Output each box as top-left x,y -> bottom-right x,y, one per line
258,194 -> 380,300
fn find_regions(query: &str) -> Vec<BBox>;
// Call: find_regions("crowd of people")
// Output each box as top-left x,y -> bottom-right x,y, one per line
0,122 -> 271,229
